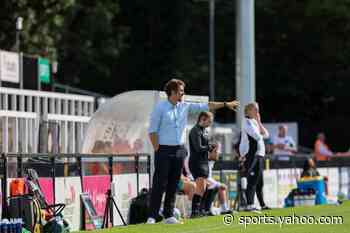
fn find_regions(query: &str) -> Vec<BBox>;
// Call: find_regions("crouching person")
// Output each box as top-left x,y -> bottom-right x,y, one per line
201,160 -> 232,215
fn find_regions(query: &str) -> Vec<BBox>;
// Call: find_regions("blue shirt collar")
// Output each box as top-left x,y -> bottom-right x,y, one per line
166,99 -> 180,108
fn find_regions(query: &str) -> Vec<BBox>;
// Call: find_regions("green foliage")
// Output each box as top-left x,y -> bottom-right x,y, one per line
0,0 -> 74,58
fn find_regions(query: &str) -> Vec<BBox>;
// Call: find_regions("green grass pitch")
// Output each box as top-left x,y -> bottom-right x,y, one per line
76,201 -> 349,233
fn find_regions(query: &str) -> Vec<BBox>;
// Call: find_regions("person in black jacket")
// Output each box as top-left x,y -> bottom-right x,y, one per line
189,111 -> 217,217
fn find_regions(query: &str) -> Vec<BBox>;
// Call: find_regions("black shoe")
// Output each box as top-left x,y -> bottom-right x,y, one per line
202,210 -> 215,216
245,207 -> 261,213
261,206 -> 271,210
191,194 -> 202,218
190,212 -> 202,218
220,209 -> 233,215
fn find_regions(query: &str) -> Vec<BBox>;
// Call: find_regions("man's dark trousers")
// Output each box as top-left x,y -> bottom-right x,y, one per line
256,167 -> 266,207
245,155 -> 264,205
149,145 -> 186,219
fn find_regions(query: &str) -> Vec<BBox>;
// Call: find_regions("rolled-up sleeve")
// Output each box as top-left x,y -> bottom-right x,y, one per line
244,119 -> 263,141
188,102 -> 209,114
148,104 -> 162,134
263,129 -> 270,139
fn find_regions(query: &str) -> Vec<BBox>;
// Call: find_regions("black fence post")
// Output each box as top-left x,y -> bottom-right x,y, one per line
219,156 -> 224,183
135,154 -> 139,195
2,154 -> 8,219
77,156 -> 83,190
108,156 -> 113,183
77,156 -> 86,231
50,155 -> 56,205
17,155 -> 23,178
108,155 -> 113,226
147,155 -> 151,189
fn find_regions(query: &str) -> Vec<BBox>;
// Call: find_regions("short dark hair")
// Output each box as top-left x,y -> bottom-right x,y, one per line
197,111 -> 213,123
164,79 -> 185,97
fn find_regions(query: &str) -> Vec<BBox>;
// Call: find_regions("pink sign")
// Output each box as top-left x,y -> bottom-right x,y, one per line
38,178 -> 54,205
83,175 -> 110,229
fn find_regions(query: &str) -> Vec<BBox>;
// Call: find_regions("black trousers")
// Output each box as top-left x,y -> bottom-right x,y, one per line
256,168 -> 266,207
149,145 -> 186,219
245,156 -> 265,206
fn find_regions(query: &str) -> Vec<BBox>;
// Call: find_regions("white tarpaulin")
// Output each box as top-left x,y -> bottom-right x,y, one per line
0,50 -> 19,83
81,90 -> 208,155
82,91 -> 158,155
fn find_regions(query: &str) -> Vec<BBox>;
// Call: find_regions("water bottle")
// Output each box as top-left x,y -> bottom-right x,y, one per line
293,190 -> 299,206
0,220 -> 5,233
12,219 -> 17,233
8,219 -> 13,233
13,219 -> 17,233
16,219 -> 23,233
2,219 -> 9,233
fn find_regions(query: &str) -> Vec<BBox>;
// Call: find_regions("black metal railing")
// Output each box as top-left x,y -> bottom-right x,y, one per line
0,153 -> 151,221
213,153 -> 350,170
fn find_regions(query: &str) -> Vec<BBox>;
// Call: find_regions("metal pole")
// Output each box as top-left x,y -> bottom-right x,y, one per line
77,156 -> 86,230
135,155 -> 140,195
2,154 -> 8,218
15,30 -> 20,88
38,62 -> 41,91
16,30 -> 20,53
147,155 -> 151,189
20,52 -> 23,89
108,156 -> 113,226
17,156 -> 23,178
235,0 -> 256,126
209,0 -> 215,101
51,156 -> 56,205
16,28 -> 23,89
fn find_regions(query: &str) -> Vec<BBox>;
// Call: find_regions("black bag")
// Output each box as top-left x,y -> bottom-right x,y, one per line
128,189 -> 150,224
43,217 -> 70,233
8,195 -> 35,231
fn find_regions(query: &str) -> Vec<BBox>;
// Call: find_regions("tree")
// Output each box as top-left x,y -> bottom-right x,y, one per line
0,0 -> 74,59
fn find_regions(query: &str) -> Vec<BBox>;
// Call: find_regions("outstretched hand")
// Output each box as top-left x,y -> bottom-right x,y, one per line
226,100 -> 240,111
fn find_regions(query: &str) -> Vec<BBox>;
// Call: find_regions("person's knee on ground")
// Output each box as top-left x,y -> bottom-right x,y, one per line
183,178 -> 196,201
194,177 -> 207,196
217,183 -> 230,211
218,182 -> 227,203
201,187 -> 219,213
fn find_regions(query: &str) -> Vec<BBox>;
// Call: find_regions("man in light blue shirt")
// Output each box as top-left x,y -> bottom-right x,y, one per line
148,99 -> 209,146
147,79 -> 239,224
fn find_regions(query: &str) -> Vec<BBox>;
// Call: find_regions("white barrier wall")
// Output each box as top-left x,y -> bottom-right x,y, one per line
263,170 -> 278,207
55,177 -> 82,231
340,168 -> 350,198
112,174 -> 137,225
213,167 -> 350,209
2,167 -> 350,230
112,174 -> 150,226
